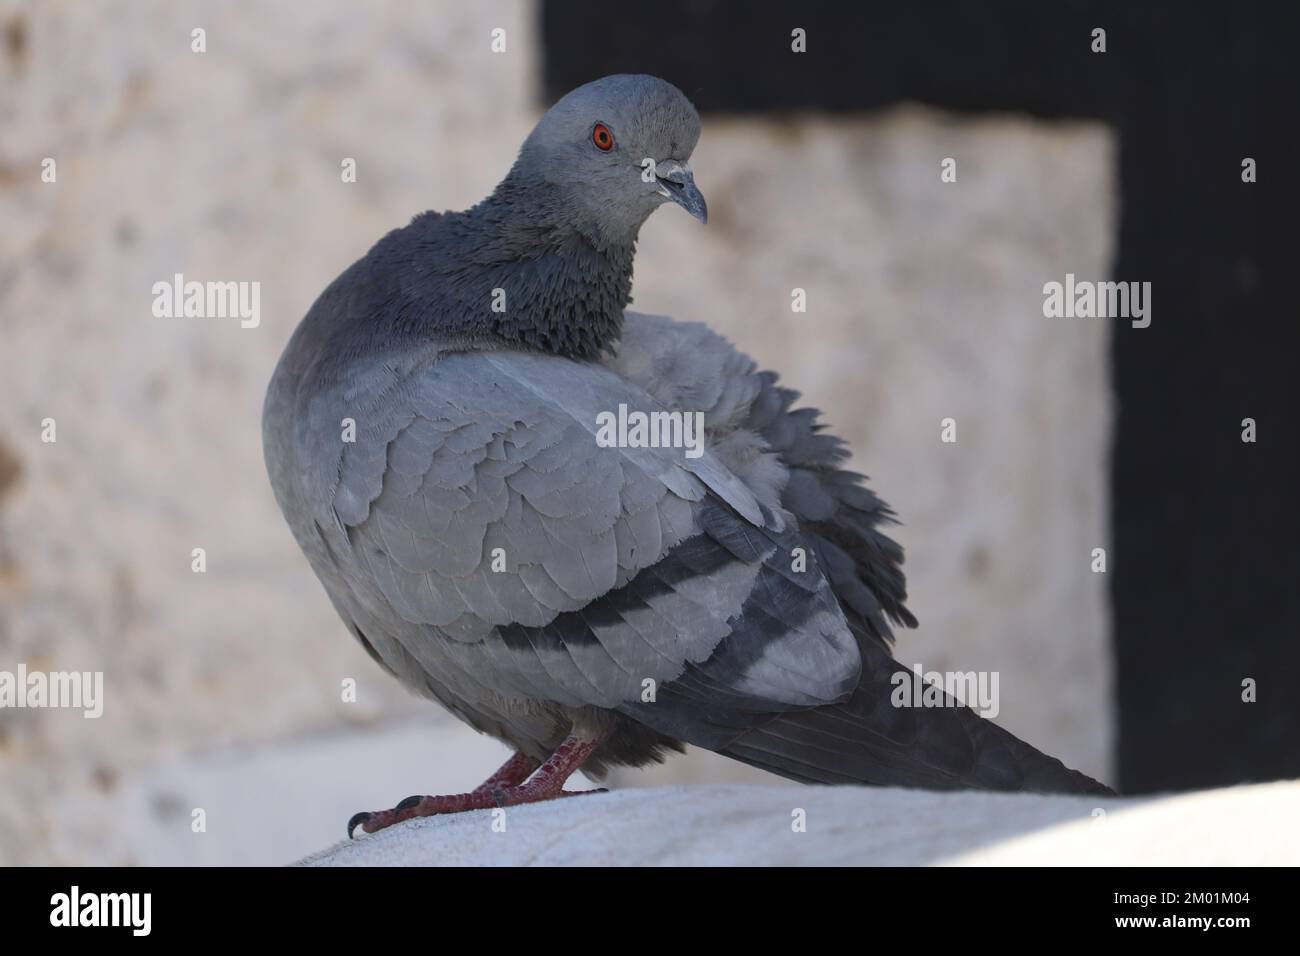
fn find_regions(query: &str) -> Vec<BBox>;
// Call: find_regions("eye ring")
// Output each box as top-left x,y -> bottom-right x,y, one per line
592,122 -> 615,151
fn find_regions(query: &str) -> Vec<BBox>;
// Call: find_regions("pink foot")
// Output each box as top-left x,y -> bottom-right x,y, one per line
348,736 -> 606,838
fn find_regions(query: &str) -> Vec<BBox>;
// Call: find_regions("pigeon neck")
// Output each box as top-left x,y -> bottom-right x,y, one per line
444,193 -> 638,361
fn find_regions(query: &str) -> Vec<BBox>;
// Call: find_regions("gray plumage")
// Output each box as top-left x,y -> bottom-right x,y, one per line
264,75 -> 1110,795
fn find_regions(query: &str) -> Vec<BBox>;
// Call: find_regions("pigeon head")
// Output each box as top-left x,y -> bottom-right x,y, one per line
505,75 -> 706,243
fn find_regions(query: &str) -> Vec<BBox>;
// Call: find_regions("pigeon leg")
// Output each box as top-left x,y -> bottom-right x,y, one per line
347,734 -> 605,838
470,750 -> 540,794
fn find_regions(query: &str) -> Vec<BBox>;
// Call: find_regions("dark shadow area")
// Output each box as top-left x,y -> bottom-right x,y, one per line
542,0 -> 1300,793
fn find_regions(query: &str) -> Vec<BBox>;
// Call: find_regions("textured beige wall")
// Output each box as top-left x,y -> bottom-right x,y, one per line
0,0 -> 1114,863
617,109 -> 1116,789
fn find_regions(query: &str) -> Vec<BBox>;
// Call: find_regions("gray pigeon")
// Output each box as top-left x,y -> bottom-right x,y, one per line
263,74 -> 1111,837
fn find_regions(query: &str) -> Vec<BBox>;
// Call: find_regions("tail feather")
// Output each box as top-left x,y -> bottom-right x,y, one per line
720,674 -> 1113,797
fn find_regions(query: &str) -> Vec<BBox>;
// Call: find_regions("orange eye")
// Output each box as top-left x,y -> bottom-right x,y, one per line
592,123 -> 614,151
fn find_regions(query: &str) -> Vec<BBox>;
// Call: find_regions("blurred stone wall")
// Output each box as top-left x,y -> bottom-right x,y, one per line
0,0 -> 1114,863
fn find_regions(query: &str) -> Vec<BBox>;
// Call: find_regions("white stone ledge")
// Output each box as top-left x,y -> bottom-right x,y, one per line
296,779 -> 1297,867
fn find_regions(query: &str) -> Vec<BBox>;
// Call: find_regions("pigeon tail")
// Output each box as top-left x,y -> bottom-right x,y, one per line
718,675 -> 1114,797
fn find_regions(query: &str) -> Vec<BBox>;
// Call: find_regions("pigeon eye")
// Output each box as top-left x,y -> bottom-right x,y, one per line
592,123 -> 615,151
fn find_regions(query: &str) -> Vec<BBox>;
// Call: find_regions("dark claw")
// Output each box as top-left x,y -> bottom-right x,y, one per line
396,795 -> 424,811
347,811 -> 373,839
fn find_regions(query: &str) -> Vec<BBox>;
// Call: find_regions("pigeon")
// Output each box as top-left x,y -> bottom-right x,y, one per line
262,74 -> 1112,838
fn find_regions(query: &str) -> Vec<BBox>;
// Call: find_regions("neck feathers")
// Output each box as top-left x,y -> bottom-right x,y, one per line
399,188 -> 636,360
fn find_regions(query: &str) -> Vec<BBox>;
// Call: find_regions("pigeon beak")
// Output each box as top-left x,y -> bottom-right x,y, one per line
654,160 -> 708,224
